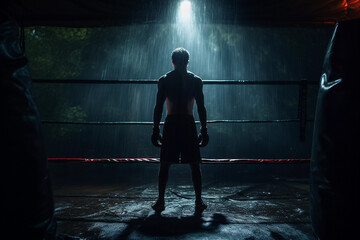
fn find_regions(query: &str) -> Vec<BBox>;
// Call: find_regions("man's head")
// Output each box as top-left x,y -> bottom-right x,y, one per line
171,48 -> 189,69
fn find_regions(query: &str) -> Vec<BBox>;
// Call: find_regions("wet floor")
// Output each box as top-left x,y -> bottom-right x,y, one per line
50,163 -> 315,240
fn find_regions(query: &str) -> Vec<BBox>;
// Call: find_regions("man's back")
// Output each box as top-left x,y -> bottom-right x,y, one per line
159,69 -> 203,116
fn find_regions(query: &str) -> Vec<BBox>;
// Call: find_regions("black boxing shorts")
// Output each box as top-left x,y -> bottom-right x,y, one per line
160,114 -> 201,163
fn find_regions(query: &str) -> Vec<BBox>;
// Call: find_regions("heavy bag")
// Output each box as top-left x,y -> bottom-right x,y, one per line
310,19 -> 360,239
0,17 -> 56,239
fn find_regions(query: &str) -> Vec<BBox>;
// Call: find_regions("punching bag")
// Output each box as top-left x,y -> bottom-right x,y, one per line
310,19 -> 360,239
0,14 -> 56,239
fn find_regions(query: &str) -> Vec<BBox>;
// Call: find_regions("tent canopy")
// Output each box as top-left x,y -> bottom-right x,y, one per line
4,0 -> 360,27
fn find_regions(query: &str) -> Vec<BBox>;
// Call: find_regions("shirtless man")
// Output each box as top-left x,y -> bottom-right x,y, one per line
151,48 -> 209,215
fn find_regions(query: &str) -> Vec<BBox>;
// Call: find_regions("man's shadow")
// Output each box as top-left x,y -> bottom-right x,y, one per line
116,213 -> 228,239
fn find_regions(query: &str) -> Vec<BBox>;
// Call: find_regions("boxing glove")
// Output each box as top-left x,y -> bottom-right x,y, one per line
151,126 -> 163,147
198,126 -> 209,147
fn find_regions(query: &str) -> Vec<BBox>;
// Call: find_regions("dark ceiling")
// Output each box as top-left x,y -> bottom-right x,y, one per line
3,0 -> 360,27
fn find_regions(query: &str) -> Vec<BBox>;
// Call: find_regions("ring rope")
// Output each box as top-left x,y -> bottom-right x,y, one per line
41,119 -> 314,125
48,158 -> 310,163
33,79 -> 318,85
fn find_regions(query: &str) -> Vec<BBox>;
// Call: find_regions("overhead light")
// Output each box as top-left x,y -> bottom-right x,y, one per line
178,1 -> 192,23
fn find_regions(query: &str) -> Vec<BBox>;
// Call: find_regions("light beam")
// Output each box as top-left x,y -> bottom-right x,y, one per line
178,1 -> 192,23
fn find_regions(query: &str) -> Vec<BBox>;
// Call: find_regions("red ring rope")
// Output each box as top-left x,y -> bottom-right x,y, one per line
48,158 -> 310,163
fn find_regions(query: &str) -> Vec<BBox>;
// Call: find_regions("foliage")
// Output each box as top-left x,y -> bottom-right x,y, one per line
58,106 -> 87,137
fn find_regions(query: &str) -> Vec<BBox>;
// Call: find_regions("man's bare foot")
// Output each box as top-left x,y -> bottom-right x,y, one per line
152,200 -> 165,213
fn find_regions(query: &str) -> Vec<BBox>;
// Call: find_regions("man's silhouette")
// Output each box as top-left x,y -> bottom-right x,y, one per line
151,48 -> 209,215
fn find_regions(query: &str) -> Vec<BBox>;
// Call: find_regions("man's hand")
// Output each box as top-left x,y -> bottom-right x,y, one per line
198,126 -> 209,147
151,126 -> 163,147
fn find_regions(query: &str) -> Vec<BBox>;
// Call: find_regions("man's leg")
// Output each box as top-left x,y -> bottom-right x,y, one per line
190,162 -> 202,201
158,162 -> 171,201
190,162 -> 207,214
152,162 -> 171,212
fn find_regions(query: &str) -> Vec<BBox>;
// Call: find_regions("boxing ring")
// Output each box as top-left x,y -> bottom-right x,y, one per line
33,78 -> 316,239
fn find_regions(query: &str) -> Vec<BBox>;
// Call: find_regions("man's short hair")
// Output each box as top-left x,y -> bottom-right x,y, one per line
171,48 -> 190,67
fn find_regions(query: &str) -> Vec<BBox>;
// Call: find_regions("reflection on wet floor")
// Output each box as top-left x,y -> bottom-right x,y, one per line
54,179 -> 314,240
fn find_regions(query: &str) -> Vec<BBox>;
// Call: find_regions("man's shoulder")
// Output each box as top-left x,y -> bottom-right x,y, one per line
158,72 -> 170,86
185,71 -> 200,80
187,71 -> 202,84
159,71 -> 174,81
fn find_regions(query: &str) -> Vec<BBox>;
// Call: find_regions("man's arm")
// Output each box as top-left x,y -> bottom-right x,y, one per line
195,78 -> 207,129
153,77 -> 166,128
